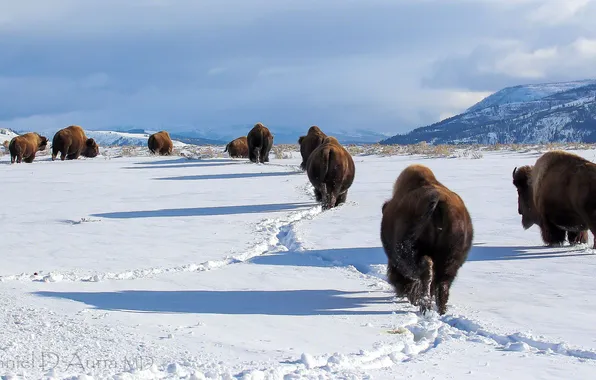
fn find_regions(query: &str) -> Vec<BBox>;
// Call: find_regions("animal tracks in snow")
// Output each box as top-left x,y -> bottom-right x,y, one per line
0,204 -> 323,284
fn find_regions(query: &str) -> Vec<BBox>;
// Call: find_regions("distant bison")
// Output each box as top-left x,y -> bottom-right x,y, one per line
9,132 -> 49,163
380,164 -> 473,315
246,122 -> 274,163
224,136 -> 249,158
513,150 -> 596,248
51,125 -> 99,161
306,136 -> 355,210
298,125 -> 327,171
148,130 -> 174,156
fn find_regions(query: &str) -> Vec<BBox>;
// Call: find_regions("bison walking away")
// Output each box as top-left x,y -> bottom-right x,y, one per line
9,132 -> 48,163
246,123 -> 273,163
298,126 -> 327,171
306,136 -> 355,210
51,125 -> 99,161
513,150 -> 596,248
148,130 -> 174,156
380,164 -> 473,315
224,136 -> 249,158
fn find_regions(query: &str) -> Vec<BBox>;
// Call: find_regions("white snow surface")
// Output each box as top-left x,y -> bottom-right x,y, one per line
1,149 -> 596,379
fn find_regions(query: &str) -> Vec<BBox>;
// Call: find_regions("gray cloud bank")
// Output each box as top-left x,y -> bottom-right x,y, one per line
1,0 -> 595,136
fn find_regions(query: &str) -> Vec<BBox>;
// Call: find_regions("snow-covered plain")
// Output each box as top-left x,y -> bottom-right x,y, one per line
1,147 -> 596,379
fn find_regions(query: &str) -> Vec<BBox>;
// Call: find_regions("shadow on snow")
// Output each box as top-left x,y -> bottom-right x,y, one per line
33,289 -> 394,316
124,162 -> 241,170
133,158 -> 239,165
248,244 -> 593,273
154,171 -> 302,181
90,202 -> 316,219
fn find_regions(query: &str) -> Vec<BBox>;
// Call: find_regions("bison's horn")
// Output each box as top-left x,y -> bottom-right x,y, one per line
512,167 -> 517,178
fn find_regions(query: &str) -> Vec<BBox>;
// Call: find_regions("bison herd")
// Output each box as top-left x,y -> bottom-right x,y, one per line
5,122 -> 594,315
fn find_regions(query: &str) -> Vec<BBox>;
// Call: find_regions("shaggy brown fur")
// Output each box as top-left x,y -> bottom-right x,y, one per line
246,122 -> 274,163
306,136 -> 355,210
9,132 -> 48,163
148,130 -> 174,156
298,125 -> 327,171
224,136 -> 249,158
51,125 -> 99,161
380,164 -> 473,315
512,150 -> 596,248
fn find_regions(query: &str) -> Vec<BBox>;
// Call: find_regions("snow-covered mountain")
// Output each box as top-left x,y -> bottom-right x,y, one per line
381,79 -> 596,145
173,126 -> 390,145
85,130 -> 189,147
0,128 -> 19,144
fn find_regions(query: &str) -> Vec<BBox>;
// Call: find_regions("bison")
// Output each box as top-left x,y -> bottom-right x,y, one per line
224,136 -> 249,158
246,122 -> 274,163
9,132 -> 49,163
380,164 -> 473,315
298,125 -> 327,171
148,130 -> 174,156
512,150 -> 596,248
306,136 -> 355,210
51,125 -> 99,161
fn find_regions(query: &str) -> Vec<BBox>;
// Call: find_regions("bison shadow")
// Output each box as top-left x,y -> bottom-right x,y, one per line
90,202 -> 316,219
134,158 -> 238,165
249,244 -> 593,273
33,289 -> 394,316
154,171 -> 303,181
125,162 -> 240,170
250,247 -> 387,275
468,245 -> 594,261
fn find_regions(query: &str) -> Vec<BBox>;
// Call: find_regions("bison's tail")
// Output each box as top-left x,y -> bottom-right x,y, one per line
8,139 -> 17,163
224,143 -> 229,152
319,148 -> 333,208
390,190 -> 440,281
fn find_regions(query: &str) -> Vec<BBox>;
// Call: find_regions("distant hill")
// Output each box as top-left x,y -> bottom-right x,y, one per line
0,128 -> 19,144
381,79 -> 596,145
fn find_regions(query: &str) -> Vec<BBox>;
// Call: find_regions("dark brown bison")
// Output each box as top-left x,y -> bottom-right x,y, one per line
51,125 -> 99,161
246,122 -> 273,163
148,130 -> 174,156
224,136 -> 249,158
298,125 -> 327,171
512,150 -> 596,248
380,164 -> 473,315
306,136 -> 355,210
9,132 -> 49,163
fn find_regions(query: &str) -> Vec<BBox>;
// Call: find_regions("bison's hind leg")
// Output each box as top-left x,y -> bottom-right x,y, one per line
417,255 -> 434,315
568,230 -> 589,245
387,264 -> 414,300
540,220 -> 566,247
313,187 -> 323,202
335,191 -> 348,207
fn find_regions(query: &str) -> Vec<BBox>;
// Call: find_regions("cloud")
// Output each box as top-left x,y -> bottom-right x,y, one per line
1,0 -> 595,137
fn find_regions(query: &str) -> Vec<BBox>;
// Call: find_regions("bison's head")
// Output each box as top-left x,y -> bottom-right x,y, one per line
37,135 -> 48,151
512,165 -> 538,229
298,136 -> 305,145
83,138 -> 99,158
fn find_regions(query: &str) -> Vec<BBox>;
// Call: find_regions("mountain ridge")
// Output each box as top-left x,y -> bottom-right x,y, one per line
381,79 -> 596,145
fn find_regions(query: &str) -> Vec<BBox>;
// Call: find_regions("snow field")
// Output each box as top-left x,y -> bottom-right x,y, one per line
1,148 -> 596,379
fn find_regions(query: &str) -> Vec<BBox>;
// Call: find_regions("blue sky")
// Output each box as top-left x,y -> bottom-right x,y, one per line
1,0 -> 595,136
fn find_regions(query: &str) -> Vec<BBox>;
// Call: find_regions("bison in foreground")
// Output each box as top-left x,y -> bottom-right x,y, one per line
246,123 -> 273,163
306,136 -> 355,210
148,130 -> 174,156
9,132 -> 48,163
224,136 -> 249,158
512,150 -> 596,248
380,164 -> 473,315
51,125 -> 99,161
298,125 -> 327,170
